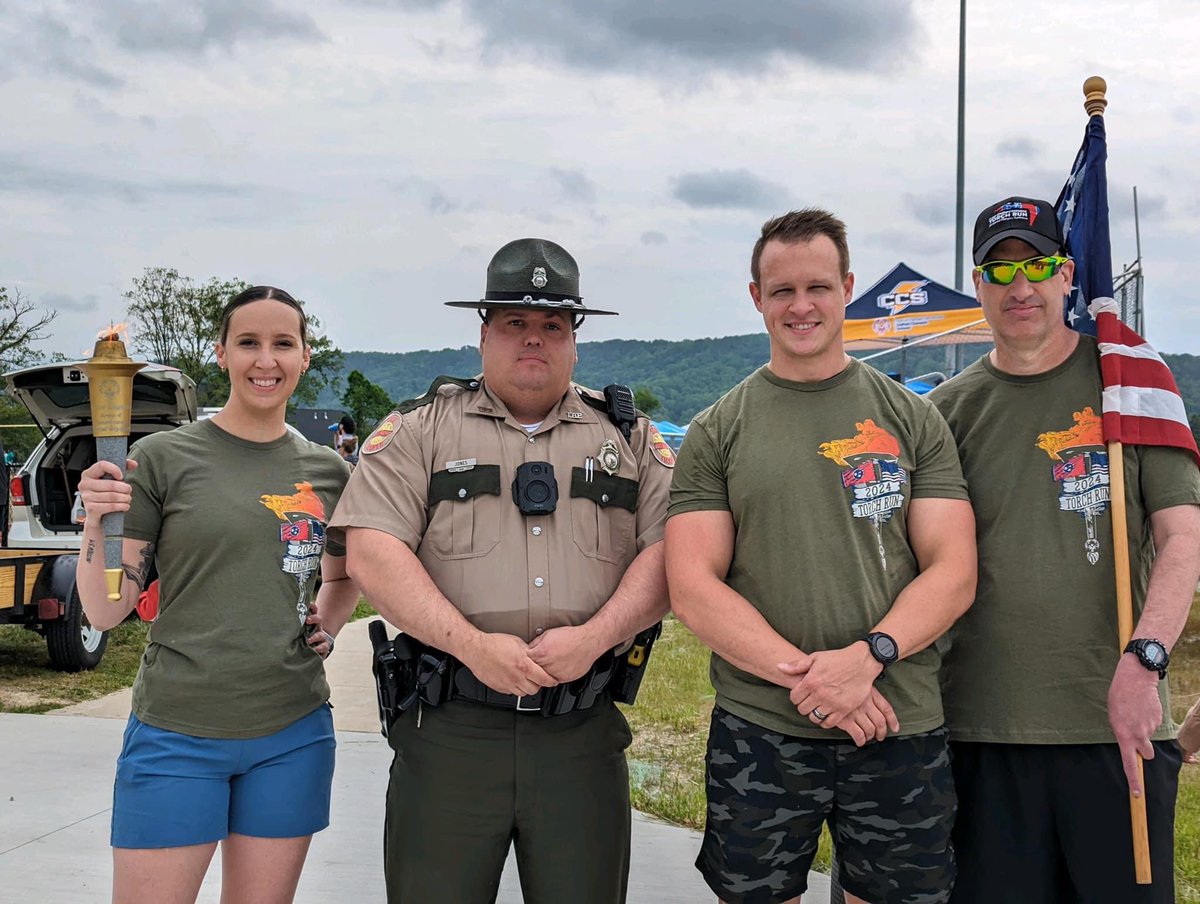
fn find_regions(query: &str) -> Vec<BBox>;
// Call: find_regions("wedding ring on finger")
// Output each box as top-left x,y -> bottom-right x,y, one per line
811,707 -> 829,723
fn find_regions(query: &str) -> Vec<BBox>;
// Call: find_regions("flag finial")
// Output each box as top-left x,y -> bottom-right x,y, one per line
1083,76 -> 1108,117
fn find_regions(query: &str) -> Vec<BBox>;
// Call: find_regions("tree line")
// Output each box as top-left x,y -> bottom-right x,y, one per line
3,272 -> 1200,455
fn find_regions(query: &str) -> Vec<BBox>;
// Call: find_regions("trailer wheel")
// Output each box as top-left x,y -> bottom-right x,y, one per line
46,586 -> 108,672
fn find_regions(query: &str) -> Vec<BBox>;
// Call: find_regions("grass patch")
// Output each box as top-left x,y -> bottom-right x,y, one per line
620,617 -> 711,829
0,619 -> 149,713
1171,600 -> 1200,903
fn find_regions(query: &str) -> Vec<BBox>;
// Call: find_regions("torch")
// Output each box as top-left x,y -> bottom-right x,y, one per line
83,328 -> 146,601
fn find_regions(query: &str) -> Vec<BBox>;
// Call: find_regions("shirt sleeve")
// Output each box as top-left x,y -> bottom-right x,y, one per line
1138,446 -> 1200,514
666,418 -> 731,517
909,402 -> 970,501
123,438 -> 164,543
630,419 -> 671,550
321,452 -> 352,558
327,410 -> 431,552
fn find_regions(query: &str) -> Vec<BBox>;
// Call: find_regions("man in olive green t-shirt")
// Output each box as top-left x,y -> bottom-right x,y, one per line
666,208 -> 977,904
930,196 -> 1200,904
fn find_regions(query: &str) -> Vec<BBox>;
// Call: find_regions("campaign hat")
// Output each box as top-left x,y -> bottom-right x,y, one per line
445,238 -> 617,317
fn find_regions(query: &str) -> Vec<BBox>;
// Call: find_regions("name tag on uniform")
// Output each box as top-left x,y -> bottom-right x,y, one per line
446,458 -> 477,473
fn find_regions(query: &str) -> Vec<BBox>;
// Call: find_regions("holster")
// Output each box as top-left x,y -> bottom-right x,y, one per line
609,621 -> 662,705
368,620 -> 453,738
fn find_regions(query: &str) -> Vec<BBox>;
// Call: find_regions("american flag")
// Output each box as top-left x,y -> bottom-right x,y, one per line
1055,115 -> 1200,464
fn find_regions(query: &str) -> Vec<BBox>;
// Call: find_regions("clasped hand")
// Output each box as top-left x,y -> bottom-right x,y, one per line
462,625 -> 605,696
778,643 -> 898,747
462,632 -> 557,697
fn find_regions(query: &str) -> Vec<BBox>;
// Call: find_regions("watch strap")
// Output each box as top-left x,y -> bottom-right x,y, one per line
1124,638 -> 1169,679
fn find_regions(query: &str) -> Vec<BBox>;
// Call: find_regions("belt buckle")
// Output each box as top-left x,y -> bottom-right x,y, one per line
515,694 -> 541,712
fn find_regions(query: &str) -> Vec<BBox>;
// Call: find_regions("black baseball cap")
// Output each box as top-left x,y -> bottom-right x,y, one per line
445,238 -> 617,317
972,197 -> 1064,264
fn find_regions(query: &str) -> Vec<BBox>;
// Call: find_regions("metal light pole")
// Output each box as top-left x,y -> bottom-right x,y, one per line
954,0 -> 966,293
952,0 -> 967,374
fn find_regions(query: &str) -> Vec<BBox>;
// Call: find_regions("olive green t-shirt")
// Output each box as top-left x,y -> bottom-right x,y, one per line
930,337 -> 1200,743
668,360 -> 969,738
124,419 -> 350,739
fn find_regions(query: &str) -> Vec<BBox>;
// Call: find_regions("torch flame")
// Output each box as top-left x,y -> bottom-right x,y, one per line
95,322 -> 130,343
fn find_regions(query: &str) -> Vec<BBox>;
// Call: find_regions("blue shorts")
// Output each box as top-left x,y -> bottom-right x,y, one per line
111,704 -> 336,849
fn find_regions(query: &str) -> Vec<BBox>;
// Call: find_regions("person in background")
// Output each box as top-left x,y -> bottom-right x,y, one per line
333,414 -> 356,452
337,435 -> 359,467
76,285 -> 360,904
1180,699 -> 1200,764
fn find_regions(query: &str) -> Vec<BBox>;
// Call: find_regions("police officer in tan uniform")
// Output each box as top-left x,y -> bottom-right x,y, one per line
328,238 -> 672,904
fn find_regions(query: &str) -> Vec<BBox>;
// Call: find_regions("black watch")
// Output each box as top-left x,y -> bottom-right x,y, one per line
1124,638 -> 1169,679
864,632 -> 899,670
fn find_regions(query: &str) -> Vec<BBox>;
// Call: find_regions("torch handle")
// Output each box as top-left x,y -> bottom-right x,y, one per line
95,436 -> 129,600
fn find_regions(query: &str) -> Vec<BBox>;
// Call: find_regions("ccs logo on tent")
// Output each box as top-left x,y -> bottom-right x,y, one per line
876,280 -> 930,317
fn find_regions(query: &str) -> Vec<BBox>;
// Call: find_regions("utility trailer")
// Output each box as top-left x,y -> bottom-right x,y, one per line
0,549 -> 100,671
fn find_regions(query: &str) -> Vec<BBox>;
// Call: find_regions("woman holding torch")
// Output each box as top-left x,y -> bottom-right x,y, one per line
75,286 -> 358,904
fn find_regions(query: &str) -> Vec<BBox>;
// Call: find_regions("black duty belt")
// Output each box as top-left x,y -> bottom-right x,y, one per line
451,657 -> 617,715
369,621 -> 662,737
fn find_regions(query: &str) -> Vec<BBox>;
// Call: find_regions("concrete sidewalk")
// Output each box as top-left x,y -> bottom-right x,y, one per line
1,619 -> 832,902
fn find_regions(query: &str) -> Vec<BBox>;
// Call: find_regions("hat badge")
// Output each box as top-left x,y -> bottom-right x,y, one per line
531,267 -> 548,289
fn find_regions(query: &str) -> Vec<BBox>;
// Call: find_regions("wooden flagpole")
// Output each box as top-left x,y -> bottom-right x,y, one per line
1087,74 -> 1153,885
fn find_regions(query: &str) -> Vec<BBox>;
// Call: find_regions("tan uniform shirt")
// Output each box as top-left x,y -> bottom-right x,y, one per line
328,378 -> 672,641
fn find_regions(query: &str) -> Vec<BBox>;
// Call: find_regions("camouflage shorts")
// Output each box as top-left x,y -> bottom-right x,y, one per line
696,707 -> 956,904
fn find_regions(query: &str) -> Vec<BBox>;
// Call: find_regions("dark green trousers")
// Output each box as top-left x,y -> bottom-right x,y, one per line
384,699 -> 633,904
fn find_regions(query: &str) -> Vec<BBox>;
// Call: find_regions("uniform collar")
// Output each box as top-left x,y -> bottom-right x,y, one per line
465,379 -> 600,429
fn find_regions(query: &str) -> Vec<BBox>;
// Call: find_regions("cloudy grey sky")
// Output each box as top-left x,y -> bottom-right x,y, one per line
3,0 -> 1198,358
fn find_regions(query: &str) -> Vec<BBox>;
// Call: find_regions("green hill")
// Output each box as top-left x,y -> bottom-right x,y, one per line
322,337 -> 1200,427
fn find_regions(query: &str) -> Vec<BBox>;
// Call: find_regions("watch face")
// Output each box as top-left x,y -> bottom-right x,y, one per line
874,635 -> 898,661
1143,641 -> 1168,667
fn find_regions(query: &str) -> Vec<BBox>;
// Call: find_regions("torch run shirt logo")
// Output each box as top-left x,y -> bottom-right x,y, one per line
818,419 -> 907,569
1035,407 -> 1110,565
259,481 -> 329,625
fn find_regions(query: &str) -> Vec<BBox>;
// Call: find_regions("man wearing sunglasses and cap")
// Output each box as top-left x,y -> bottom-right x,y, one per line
929,197 -> 1200,903
328,238 -> 672,904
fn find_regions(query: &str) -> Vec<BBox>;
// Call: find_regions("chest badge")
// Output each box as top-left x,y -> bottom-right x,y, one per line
597,439 -> 621,476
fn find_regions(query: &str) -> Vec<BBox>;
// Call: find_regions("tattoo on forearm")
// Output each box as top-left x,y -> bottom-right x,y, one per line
121,543 -> 156,590
85,539 -> 95,564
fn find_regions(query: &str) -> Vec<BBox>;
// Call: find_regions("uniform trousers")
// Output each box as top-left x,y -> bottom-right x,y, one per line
384,697 -> 633,904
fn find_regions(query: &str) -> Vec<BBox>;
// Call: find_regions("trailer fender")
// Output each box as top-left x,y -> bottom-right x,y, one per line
41,554 -> 80,617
